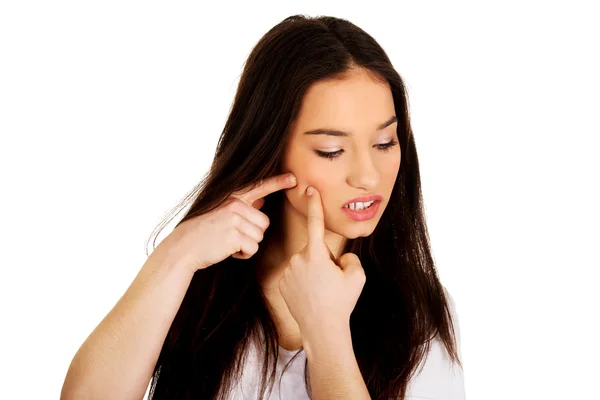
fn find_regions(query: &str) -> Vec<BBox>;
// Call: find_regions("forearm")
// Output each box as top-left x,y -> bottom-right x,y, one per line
302,324 -> 371,400
61,244 -> 196,400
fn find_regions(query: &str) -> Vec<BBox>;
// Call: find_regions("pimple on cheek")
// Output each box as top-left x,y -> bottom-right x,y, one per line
284,179 -> 310,203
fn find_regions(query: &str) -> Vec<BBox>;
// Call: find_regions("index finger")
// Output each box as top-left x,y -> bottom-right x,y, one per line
306,186 -> 327,254
237,173 -> 297,204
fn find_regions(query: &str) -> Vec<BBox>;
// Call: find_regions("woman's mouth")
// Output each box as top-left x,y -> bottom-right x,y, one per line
341,200 -> 381,221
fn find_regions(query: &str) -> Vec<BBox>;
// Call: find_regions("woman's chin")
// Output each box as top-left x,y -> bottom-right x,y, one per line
336,222 -> 377,239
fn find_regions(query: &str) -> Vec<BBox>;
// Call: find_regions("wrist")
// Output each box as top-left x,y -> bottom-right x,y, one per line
301,320 -> 352,356
152,242 -> 199,276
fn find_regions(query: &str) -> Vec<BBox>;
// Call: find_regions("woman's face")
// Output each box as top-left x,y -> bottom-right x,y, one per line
282,68 -> 401,239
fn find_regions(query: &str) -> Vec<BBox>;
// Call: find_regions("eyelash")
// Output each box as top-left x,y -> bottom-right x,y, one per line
315,139 -> 399,160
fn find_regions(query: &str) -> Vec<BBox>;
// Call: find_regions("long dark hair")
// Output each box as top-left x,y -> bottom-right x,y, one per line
147,14 -> 462,400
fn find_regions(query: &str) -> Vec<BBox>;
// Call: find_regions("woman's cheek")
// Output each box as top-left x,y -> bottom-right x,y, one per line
283,178 -> 324,213
283,178 -> 308,210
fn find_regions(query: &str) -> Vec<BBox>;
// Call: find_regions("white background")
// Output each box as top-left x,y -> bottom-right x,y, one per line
1,1 -> 598,399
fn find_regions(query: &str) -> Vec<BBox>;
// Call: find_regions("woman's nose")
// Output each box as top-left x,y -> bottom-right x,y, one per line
345,152 -> 379,190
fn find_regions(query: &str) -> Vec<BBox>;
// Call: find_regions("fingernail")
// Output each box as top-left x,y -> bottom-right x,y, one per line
306,186 -> 314,196
288,174 -> 297,185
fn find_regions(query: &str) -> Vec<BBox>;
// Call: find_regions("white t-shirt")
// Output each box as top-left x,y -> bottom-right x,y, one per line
227,289 -> 466,400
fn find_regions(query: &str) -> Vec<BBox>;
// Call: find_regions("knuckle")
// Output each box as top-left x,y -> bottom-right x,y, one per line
229,212 -> 242,226
356,265 -> 366,276
342,253 -> 359,263
307,215 -> 320,223
355,266 -> 366,279
279,174 -> 290,186
290,253 -> 302,265
227,197 -> 243,211
359,271 -> 366,282
229,227 -> 242,242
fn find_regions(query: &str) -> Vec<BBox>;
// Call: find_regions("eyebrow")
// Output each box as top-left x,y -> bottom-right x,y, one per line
303,115 -> 398,137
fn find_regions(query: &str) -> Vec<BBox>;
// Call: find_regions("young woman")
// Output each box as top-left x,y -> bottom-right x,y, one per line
61,14 -> 465,400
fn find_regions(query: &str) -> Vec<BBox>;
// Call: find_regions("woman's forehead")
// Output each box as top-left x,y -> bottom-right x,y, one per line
292,75 -> 396,138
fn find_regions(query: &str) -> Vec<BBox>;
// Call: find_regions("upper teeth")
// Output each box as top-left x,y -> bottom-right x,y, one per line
345,200 -> 375,210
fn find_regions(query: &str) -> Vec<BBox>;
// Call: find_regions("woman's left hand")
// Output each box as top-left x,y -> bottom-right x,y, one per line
278,186 -> 366,345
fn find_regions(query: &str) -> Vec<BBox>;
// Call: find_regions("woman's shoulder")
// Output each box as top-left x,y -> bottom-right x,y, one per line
442,285 -> 457,312
442,285 -> 462,350
404,285 -> 466,399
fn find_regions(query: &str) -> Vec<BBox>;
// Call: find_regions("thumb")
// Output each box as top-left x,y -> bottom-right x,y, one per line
337,252 -> 363,274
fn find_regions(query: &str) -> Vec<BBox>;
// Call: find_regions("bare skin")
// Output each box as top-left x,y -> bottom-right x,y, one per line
60,173 -> 298,400
60,66 -> 400,399
258,67 -> 401,351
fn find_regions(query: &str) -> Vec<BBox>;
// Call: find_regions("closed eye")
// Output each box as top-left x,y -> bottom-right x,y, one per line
376,138 -> 399,153
315,139 -> 399,160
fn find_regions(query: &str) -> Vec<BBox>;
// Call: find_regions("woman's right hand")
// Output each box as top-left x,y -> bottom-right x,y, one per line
159,173 -> 298,273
